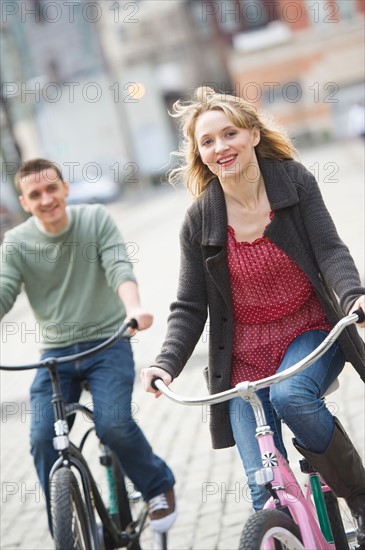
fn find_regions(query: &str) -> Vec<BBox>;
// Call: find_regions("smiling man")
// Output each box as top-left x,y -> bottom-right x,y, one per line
18,163 -> 70,233
0,158 -> 176,536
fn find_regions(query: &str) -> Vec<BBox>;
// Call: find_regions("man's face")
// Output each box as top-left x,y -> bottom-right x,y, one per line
19,168 -> 70,233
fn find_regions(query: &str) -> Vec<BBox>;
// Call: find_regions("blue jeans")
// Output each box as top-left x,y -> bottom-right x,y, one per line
229,330 -> 345,510
30,338 -> 175,531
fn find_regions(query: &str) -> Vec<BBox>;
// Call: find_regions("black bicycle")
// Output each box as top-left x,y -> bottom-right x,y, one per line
0,319 -> 167,550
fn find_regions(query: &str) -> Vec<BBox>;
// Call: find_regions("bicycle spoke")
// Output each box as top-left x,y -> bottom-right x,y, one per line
261,527 -> 305,550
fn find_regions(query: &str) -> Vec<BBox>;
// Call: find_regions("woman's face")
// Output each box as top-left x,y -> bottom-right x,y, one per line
195,109 -> 260,182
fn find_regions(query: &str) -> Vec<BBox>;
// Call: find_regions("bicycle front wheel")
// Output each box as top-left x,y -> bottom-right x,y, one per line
239,509 -> 304,550
51,467 -> 93,550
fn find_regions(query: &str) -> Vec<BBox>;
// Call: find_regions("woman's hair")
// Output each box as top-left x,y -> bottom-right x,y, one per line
168,86 -> 296,197
14,158 -> 64,192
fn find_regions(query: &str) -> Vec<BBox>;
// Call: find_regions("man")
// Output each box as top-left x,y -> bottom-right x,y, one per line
0,158 -> 176,535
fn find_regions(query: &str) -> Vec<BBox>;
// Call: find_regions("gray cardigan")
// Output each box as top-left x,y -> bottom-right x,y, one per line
156,156 -> 365,449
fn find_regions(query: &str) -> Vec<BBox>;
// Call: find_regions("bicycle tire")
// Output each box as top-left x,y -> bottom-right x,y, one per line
50,467 -> 94,550
239,509 -> 304,550
110,453 -> 142,550
324,491 -> 349,550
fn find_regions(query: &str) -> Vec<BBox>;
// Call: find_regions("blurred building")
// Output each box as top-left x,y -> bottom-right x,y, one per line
202,0 -> 365,144
1,0 -> 364,200
100,0 -> 365,159
1,0 -> 128,186
98,0 -> 234,181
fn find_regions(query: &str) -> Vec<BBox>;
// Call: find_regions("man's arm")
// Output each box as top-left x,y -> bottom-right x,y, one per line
0,238 -> 23,319
117,280 -> 153,331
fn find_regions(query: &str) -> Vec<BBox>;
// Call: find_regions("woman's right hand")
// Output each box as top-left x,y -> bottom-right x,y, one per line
140,366 -> 173,398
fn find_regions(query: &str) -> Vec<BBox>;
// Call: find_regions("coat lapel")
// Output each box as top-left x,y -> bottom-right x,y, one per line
200,177 -> 227,246
258,156 -> 299,210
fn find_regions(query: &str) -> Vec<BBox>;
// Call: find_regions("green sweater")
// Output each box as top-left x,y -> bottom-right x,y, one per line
0,205 -> 137,348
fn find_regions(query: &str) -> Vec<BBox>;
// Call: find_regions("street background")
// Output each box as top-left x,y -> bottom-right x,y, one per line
1,138 -> 364,549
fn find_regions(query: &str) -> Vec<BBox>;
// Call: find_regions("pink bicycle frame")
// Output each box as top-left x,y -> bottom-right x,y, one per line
153,313 -> 363,550
255,423 -> 335,549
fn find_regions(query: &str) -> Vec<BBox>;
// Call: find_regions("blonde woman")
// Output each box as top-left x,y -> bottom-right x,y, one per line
141,87 -> 365,546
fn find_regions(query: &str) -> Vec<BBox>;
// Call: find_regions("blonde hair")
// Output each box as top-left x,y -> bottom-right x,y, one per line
168,86 -> 296,198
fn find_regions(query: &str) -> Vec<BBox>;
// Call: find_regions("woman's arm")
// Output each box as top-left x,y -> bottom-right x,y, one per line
298,167 -> 365,316
148,209 -> 208,382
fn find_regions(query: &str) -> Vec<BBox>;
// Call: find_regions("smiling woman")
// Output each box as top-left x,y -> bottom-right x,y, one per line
195,111 -> 260,181
168,86 -> 294,198
141,86 -> 365,547
195,108 -> 270,244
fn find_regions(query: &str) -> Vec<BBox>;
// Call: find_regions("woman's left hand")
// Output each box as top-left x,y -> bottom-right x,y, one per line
350,295 -> 365,328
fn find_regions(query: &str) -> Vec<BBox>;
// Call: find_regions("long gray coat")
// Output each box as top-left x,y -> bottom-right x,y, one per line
156,156 -> 365,449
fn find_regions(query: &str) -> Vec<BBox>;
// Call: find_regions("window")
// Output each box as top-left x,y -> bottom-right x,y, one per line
263,81 -> 304,107
32,0 -> 45,23
306,0 -> 357,27
215,0 -> 278,35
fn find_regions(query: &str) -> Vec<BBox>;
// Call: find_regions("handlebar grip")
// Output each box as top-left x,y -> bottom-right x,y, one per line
129,318 -> 138,330
151,377 -> 163,391
353,308 -> 365,323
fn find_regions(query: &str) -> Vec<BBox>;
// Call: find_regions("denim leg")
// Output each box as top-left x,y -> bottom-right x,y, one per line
229,388 -> 287,511
84,340 -> 175,501
30,353 -> 82,532
270,330 -> 345,453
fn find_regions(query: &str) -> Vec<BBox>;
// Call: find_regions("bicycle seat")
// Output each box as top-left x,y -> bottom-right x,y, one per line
322,378 -> 340,398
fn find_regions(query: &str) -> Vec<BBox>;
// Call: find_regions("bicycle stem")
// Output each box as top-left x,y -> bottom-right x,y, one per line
236,382 -> 269,428
47,361 -> 70,450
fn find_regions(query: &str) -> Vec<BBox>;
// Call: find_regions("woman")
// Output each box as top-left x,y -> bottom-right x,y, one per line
141,87 -> 365,546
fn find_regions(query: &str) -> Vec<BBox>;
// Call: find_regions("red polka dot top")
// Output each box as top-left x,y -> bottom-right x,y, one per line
227,213 -> 331,386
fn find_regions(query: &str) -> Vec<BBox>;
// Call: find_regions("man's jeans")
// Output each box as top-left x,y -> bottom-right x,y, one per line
229,330 -> 345,510
30,338 -> 175,530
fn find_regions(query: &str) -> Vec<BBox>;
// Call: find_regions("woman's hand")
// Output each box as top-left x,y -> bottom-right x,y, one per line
350,295 -> 365,328
140,366 -> 173,398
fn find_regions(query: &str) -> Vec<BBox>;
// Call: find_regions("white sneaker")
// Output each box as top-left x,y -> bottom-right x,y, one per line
148,488 -> 177,533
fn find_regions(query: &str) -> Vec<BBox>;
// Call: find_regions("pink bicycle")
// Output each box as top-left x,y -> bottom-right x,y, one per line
152,310 -> 364,549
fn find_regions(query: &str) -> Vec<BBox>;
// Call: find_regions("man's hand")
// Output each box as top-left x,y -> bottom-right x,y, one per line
117,281 -> 153,334
125,308 -> 153,334
141,366 -> 173,398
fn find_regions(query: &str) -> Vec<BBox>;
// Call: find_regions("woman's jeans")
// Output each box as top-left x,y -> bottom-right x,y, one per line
30,338 -> 175,532
229,330 -> 345,511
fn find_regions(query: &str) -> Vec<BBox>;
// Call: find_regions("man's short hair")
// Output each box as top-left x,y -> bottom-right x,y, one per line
14,159 -> 64,192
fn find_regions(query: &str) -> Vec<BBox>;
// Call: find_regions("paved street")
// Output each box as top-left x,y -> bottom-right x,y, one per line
1,139 -> 364,549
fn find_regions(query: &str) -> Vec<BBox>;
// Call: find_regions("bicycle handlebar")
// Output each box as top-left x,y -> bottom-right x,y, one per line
0,319 -> 138,371
152,309 -> 364,406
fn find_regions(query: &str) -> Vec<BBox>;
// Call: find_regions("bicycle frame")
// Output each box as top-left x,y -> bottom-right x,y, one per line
152,310 -> 364,549
43,357 -> 143,549
0,319 -> 146,549
251,408 -> 334,549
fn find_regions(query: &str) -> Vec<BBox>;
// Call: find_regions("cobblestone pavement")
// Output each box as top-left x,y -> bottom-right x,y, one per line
1,140 -> 364,549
